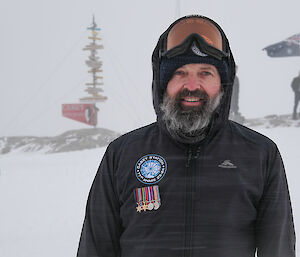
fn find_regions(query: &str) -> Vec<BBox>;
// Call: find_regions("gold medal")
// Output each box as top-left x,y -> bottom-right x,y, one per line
142,204 -> 148,211
136,205 -> 142,213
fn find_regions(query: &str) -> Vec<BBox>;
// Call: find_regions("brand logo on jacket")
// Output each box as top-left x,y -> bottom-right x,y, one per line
134,185 -> 161,212
135,154 -> 167,184
218,160 -> 237,169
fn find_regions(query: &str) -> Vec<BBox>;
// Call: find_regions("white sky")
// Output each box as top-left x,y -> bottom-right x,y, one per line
1,0 -> 300,136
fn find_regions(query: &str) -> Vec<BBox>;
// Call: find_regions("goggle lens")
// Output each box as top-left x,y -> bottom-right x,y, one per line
166,17 -> 224,54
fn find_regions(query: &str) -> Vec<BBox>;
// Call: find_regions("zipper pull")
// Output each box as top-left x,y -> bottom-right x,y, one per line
186,148 -> 193,168
194,146 -> 201,159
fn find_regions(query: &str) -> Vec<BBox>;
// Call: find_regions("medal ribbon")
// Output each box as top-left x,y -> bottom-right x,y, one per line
147,186 -> 152,203
137,188 -> 142,205
142,187 -> 146,204
153,185 -> 160,202
135,186 -> 160,206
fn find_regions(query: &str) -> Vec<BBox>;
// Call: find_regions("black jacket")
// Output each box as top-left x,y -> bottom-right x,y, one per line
77,16 -> 295,257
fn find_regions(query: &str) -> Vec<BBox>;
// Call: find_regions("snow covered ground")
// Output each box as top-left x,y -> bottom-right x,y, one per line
0,148 -> 105,257
0,127 -> 299,257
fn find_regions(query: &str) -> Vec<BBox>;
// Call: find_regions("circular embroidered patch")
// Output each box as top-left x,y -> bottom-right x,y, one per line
135,154 -> 167,184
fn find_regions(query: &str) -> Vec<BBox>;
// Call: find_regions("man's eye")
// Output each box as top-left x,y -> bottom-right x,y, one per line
200,71 -> 212,76
173,70 -> 185,76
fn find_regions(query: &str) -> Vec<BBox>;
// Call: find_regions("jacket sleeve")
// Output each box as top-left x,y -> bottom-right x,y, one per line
77,145 -> 122,257
255,147 -> 296,257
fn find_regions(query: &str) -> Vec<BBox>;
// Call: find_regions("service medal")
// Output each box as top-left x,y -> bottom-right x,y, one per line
147,202 -> 154,210
134,185 -> 161,212
153,201 -> 160,210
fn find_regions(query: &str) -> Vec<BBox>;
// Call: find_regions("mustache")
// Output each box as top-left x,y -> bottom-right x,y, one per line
176,89 -> 209,100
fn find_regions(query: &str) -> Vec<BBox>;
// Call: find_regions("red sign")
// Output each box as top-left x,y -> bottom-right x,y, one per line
62,104 -> 98,126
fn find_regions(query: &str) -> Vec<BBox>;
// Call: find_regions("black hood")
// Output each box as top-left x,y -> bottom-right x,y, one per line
151,15 -> 236,143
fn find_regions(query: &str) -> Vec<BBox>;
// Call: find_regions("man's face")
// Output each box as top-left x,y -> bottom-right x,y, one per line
161,63 -> 222,136
166,63 -> 221,106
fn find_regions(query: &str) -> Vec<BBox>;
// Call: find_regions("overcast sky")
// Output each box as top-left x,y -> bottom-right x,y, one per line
1,0 -> 300,136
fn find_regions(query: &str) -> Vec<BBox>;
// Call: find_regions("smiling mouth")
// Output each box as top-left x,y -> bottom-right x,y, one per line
181,97 -> 203,102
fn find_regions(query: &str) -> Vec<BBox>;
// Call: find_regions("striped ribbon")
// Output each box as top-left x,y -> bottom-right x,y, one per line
135,185 -> 160,205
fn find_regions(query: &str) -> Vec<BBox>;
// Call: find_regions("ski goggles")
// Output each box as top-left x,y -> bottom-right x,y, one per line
160,16 -> 230,61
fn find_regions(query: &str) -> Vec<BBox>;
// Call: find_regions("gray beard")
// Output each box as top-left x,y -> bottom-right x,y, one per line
160,90 -> 223,137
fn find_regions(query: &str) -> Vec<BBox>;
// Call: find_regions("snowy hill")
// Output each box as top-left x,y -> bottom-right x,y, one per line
0,127 -> 121,154
244,114 -> 300,128
1,114 -> 299,155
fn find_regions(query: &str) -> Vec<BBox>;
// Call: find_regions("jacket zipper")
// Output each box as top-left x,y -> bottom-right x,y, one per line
186,148 -> 193,168
183,147 -> 196,257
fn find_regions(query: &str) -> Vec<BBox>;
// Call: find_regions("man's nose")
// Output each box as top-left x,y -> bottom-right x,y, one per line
183,74 -> 201,91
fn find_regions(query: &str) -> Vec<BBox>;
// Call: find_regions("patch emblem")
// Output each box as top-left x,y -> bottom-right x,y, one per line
135,154 -> 167,184
134,185 -> 161,212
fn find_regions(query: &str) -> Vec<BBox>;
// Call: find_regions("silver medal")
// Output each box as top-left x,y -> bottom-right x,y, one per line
153,201 -> 160,210
147,202 -> 154,210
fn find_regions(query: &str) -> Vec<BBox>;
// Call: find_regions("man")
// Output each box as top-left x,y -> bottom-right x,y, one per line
230,74 -> 240,114
77,15 -> 295,257
291,71 -> 300,119
229,66 -> 245,124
